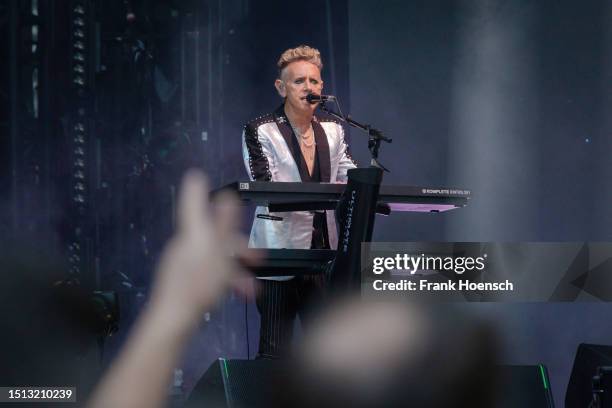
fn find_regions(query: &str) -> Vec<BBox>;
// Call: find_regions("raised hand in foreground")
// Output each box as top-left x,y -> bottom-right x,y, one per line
88,170 -> 257,408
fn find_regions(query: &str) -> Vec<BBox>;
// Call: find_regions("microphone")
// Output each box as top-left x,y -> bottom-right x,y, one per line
306,93 -> 336,104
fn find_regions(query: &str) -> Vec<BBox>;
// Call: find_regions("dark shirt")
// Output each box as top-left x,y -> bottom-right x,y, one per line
290,130 -> 330,250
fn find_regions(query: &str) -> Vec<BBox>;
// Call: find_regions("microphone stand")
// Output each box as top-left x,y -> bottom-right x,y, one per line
315,97 -> 392,291
313,96 -> 392,291
317,99 -> 392,171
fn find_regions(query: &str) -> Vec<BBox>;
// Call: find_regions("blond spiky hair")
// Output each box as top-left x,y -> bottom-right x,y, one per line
277,45 -> 323,76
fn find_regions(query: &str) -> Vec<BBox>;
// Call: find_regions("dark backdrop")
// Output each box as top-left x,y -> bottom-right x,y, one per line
348,1 -> 612,405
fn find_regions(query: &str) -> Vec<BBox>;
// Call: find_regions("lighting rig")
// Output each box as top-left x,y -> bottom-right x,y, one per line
67,1 -> 92,285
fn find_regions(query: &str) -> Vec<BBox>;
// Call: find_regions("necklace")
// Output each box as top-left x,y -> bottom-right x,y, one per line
301,136 -> 315,148
291,123 -> 315,147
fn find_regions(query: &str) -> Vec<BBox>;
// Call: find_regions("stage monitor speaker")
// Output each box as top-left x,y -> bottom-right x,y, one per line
566,343 -> 612,408
496,365 -> 555,408
187,360 -> 555,408
596,366 -> 612,408
184,358 -> 286,408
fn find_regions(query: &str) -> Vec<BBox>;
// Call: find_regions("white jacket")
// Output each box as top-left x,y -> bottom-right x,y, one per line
242,106 -> 357,254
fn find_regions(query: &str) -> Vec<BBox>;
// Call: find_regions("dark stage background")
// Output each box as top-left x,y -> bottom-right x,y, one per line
1,0 -> 612,405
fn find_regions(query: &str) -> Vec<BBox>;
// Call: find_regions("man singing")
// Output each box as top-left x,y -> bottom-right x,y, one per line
242,45 -> 357,358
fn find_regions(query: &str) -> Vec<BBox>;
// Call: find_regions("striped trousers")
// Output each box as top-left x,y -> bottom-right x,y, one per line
256,273 -> 326,359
